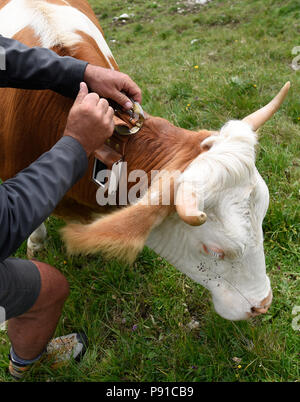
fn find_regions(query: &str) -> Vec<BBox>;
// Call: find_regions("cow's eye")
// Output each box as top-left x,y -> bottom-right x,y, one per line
203,244 -> 225,259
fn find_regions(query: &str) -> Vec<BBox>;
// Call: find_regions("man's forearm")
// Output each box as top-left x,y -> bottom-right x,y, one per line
0,36 -> 88,98
0,136 -> 88,261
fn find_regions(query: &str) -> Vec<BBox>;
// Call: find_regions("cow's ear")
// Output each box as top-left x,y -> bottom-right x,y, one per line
197,130 -> 219,151
61,203 -> 171,264
200,132 -> 220,151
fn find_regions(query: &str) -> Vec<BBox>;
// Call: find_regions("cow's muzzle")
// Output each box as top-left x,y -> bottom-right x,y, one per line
248,290 -> 273,317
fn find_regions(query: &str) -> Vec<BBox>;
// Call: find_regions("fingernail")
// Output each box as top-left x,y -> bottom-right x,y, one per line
124,101 -> 133,110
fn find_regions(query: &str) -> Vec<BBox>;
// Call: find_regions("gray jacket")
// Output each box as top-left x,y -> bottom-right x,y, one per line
0,36 -> 89,261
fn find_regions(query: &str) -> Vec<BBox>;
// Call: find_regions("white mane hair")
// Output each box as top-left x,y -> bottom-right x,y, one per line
179,120 -> 258,206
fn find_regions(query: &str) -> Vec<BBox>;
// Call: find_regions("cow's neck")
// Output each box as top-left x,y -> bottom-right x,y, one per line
63,45 -> 211,181
122,114 -> 212,182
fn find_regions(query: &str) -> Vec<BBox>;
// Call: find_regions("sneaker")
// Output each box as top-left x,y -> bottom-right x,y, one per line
45,332 -> 88,368
8,332 -> 88,379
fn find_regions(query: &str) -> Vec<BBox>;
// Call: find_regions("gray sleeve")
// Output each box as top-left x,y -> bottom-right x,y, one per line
0,136 -> 88,261
0,35 -> 88,98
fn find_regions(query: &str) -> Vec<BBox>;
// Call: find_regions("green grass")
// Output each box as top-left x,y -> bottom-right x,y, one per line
0,0 -> 299,382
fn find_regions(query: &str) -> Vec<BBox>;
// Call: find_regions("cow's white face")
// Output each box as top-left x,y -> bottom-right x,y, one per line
147,121 -> 272,321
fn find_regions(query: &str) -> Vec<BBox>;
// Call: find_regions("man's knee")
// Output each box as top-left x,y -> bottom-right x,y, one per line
30,260 -> 70,307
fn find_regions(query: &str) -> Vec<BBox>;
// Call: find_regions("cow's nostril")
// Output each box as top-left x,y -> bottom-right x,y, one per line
250,306 -> 261,316
250,305 -> 269,316
250,291 -> 273,316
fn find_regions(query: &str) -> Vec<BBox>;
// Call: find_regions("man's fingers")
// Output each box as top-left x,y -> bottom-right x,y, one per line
130,85 -> 142,105
109,90 -> 132,111
110,82 -> 142,110
107,105 -> 114,119
122,77 -> 142,105
104,106 -> 115,132
97,98 -> 109,113
104,106 -> 115,136
75,82 -> 89,104
82,92 -> 100,107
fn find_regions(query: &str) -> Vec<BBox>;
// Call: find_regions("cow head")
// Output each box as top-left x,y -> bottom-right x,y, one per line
147,119 -> 271,321
62,82 -> 290,321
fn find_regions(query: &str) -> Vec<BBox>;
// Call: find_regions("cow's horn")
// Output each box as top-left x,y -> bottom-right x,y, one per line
243,82 -> 290,131
175,182 -> 207,226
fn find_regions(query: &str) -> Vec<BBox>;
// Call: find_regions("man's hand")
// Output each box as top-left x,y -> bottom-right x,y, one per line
64,82 -> 115,157
83,64 -> 142,111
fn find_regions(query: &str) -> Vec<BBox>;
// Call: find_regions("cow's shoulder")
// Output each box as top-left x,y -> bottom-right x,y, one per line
0,0 -> 118,69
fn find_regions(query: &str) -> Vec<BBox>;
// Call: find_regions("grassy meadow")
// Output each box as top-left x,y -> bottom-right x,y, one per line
0,0 -> 299,382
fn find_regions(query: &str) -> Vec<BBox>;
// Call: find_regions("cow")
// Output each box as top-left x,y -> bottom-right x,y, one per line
0,0 -> 290,321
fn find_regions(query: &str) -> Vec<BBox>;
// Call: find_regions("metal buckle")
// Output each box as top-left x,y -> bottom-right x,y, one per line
92,158 -> 108,188
114,101 -> 145,136
92,158 -> 125,193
